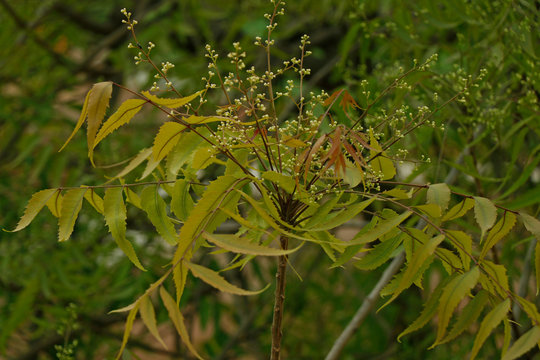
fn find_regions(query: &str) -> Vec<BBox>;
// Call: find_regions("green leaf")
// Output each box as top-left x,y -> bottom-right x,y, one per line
304,193 -> 342,228
58,188 -> 87,241
152,122 -> 186,162
479,259 -> 509,298
59,89 -> 91,152
414,203 -> 442,218
480,212 -> 516,259
111,148 -> 152,180
140,186 -> 177,245
501,326 -> 540,360
369,128 -> 396,180
93,98 -> 146,154
192,146 -> 217,169
437,290 -> 489,345
398,274 -> 454,341
10,189 -> 56,231
166,131 -> 204,179
442,198 -> 474,221
262,171 -> 296,194
427,183 -> 451,211
46,190 -> 63,217
187,262 -> 268,295
520,212 -> 540,240
83,188 -> 104,214
382,188 -> 411,199
170,179 -> 194,222
173,261 -> 189,304
469,298 -> 510,360
473,196 -> 497,240
380,234 -> 444,310
87,82 -> 113,152
348,211 -> 412,246
432,267 -> 480,346
204,233 -> 301,256
141,90 -> 202,108
445,230 -> 472,271
104,187 -> 145,271
353,233 -> 403,270
140,295 -> 167,349
307,198 -> 375,231
159,287 -> 204,359
115,301 -> 140,360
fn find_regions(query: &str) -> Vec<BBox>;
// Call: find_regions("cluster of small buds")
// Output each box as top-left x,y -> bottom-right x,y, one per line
133,51 -> 144,65
150,82 -> 160,91
147,41 -> 155,51
205,44 -> 219,63
161,61 -> 174,74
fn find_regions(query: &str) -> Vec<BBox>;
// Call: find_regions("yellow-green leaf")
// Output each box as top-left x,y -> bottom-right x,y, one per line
11,189 -> 57,231
111,148 -> 152,180
369,128 -> 396,180
192,146 -> 216,170
354,233 -> 404,270
427,183 -> 451,211
432,267 -> 480,346
283,136 -> 306,148
140,295 -> 167,349
380,234 -> 445,310
152,122 -> 186,162
204,233 -> 300,256
348,211 -> 412,246
262,171 -> 296,194
442,198 -> 474,221
58,188 -> 87,241
104,187 -> 145,271
87,82 -> 113,152
93,98 -> 146,152
171,179 -> 194,222
165,131 -> 204,179
445,230 -> 472,271
59,90 -> 91,152
46,190 -> 63,217
308,198 -> 375,231
159,286 -> 204,360
473,196 -> 497,240
115,301 -> 140,360
382,188 -> 412,200
437,290 -> 489,345
480,212 -> 516,259
173,260 -> 189,304
140,186 -> 177,245
83,188 -> 104,214
501,326 -> 540,360
187,262 -> 268,295
479,259 -> 509,298
469,298 -> 510,360
520,212 -> 540,240
502,318 -> 512,357
414,203 -> 442,218
141,90 -> 202,109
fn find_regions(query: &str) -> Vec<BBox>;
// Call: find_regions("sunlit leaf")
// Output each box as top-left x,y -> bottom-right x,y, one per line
369,128 -> 396,180
469,298 -> 510,360
348,211 -> 412,246
83,188 -> 104,214
501,326 -> 540,360
87,82 -> 113,152
187,262 -> 268,295
478,259 -> 509,298
140,295 -> 167,349
140,186 -> 177,245
445,230 -> 472,271
414,204 -> 442,218
204,233 -> 301,256
59,89 -> 91,152
473,196 -> 497,240
152,122 -> 186,162
104,187 -> 145,270
45,190 -> 63,217
141,90 -> 202,108
170,179 -> 194,222
262,171 -> 296,194
354,233 -> 404,270
111,148 -> 152,180
115,301 -> 140,360
10,189 -> 57,232
442,198 -> 474,221
480,212 -> 516,259
58,188 -> 87,241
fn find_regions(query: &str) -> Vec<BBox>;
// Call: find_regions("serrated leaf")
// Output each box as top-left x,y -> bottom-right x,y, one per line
431,267 -> 480,346
348,211 -> 412,246
140,186 -> 177,245
479,259 -> 509,298
398,274 -> 454,341
166,131 -> 204,179
46,190 -> 63,217
10,189 -> 57,231
343,158 -> 364,187
125,187 -> 142,209
515,296 -> 540,323
442,198 -> 474,221
152,122 -> 186,162
87,82 -> 113,152
480,212 -> 516,259
115,301 -> 140,360
192,146 -> 216,170
187,262 -> 268,295
308,198 -> 375,231
140,295 -> 167,349
111,148 -> 152,180
414,203 -> 442,218
170,179 -> 194,222
173,260 -> 189,304
520,212 -> 540,240
354,234 -> 404,270
501,326 -> 540,360
283,136 -> 306,148
92,98 -> 146,156
474,196 -> 497,240
59,90 -> 91,152
446,230 -> 472,271
58,188 -> 87,241
159,287 -> 204,360
83,188 -> 104,214
262,171 -> 296,194
141,90 -> 202,108
502,318 -> 512,357
382,188 -> 411,199
204,233 -> 300,256
427,183 -> 451,211
437,290 -> 489,345
304,193 -> 342,228
469,298 -> 510,360
380,234 -> 445,310
140,155 -> 161,180
104,187 -> 145,271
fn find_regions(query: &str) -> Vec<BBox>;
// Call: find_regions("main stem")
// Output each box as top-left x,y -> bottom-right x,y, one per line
271,236 -> 289,360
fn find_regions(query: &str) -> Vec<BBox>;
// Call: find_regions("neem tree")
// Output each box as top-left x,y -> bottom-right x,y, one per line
11,1 -> 540,359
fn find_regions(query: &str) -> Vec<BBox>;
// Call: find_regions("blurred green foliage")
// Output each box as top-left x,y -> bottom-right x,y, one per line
1,0 -> 538,358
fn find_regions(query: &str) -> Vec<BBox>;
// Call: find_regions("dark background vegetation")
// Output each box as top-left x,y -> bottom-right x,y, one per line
1,0 -> 538,359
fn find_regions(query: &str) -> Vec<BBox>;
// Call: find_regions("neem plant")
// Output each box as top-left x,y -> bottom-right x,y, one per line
11,1 -> 540,359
